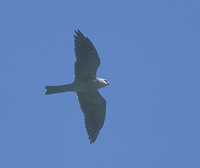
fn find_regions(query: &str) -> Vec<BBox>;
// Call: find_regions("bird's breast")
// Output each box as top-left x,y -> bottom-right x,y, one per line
73,79 -> 106,91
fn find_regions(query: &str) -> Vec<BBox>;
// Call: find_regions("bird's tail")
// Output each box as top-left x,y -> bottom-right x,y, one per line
45,84 -> 74,95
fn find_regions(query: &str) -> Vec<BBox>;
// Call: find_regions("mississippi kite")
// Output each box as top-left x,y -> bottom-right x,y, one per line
45,30 -> 109,144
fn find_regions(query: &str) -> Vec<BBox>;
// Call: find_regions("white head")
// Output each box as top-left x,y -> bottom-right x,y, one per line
97,78 -> 110,88
103,79 -> 110,85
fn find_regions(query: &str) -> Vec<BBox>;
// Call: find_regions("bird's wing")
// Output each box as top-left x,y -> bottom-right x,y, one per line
74,30 -> 100,81
76,90 -> 106,144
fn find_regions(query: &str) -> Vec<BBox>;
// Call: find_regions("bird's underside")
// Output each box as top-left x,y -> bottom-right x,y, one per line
45,30 -> 109,144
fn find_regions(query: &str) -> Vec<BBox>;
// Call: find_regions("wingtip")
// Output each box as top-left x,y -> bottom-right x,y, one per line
75,29 -> 84,37
89,138 -> 96,144
74,29 -> 78,34
88,132 -> 99,144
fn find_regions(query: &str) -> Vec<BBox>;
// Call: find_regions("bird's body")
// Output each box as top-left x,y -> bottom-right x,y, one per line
45,78 -> 108,93
45,30 -> 109,144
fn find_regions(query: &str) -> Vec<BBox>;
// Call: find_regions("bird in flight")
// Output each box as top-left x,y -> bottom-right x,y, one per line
45,30 -> 109,144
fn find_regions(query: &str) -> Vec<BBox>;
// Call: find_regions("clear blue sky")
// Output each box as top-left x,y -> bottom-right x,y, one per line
1,0 -> 200,167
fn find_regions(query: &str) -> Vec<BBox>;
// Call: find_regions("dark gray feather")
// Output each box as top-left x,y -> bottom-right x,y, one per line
76,90 -> 106,144
74,30 -> 100,81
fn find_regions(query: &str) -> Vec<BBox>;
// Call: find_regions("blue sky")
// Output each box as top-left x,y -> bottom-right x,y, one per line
1,0 -> 200,167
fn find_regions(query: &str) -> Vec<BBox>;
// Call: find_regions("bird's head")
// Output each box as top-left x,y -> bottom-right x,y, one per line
97,78 -> 110,88
104,79 -> 110,85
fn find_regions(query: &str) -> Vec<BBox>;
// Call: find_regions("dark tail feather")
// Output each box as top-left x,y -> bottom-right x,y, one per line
45,84 -> 73,95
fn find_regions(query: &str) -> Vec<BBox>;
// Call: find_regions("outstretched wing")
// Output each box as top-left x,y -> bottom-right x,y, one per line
74,30 -> 100,81
76,90 -> 106,144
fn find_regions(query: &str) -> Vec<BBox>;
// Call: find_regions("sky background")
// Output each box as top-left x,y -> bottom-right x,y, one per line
1,0 -> 200,168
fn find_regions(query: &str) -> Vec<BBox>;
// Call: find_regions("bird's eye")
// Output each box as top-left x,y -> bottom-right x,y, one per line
104,80 -> 109,84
